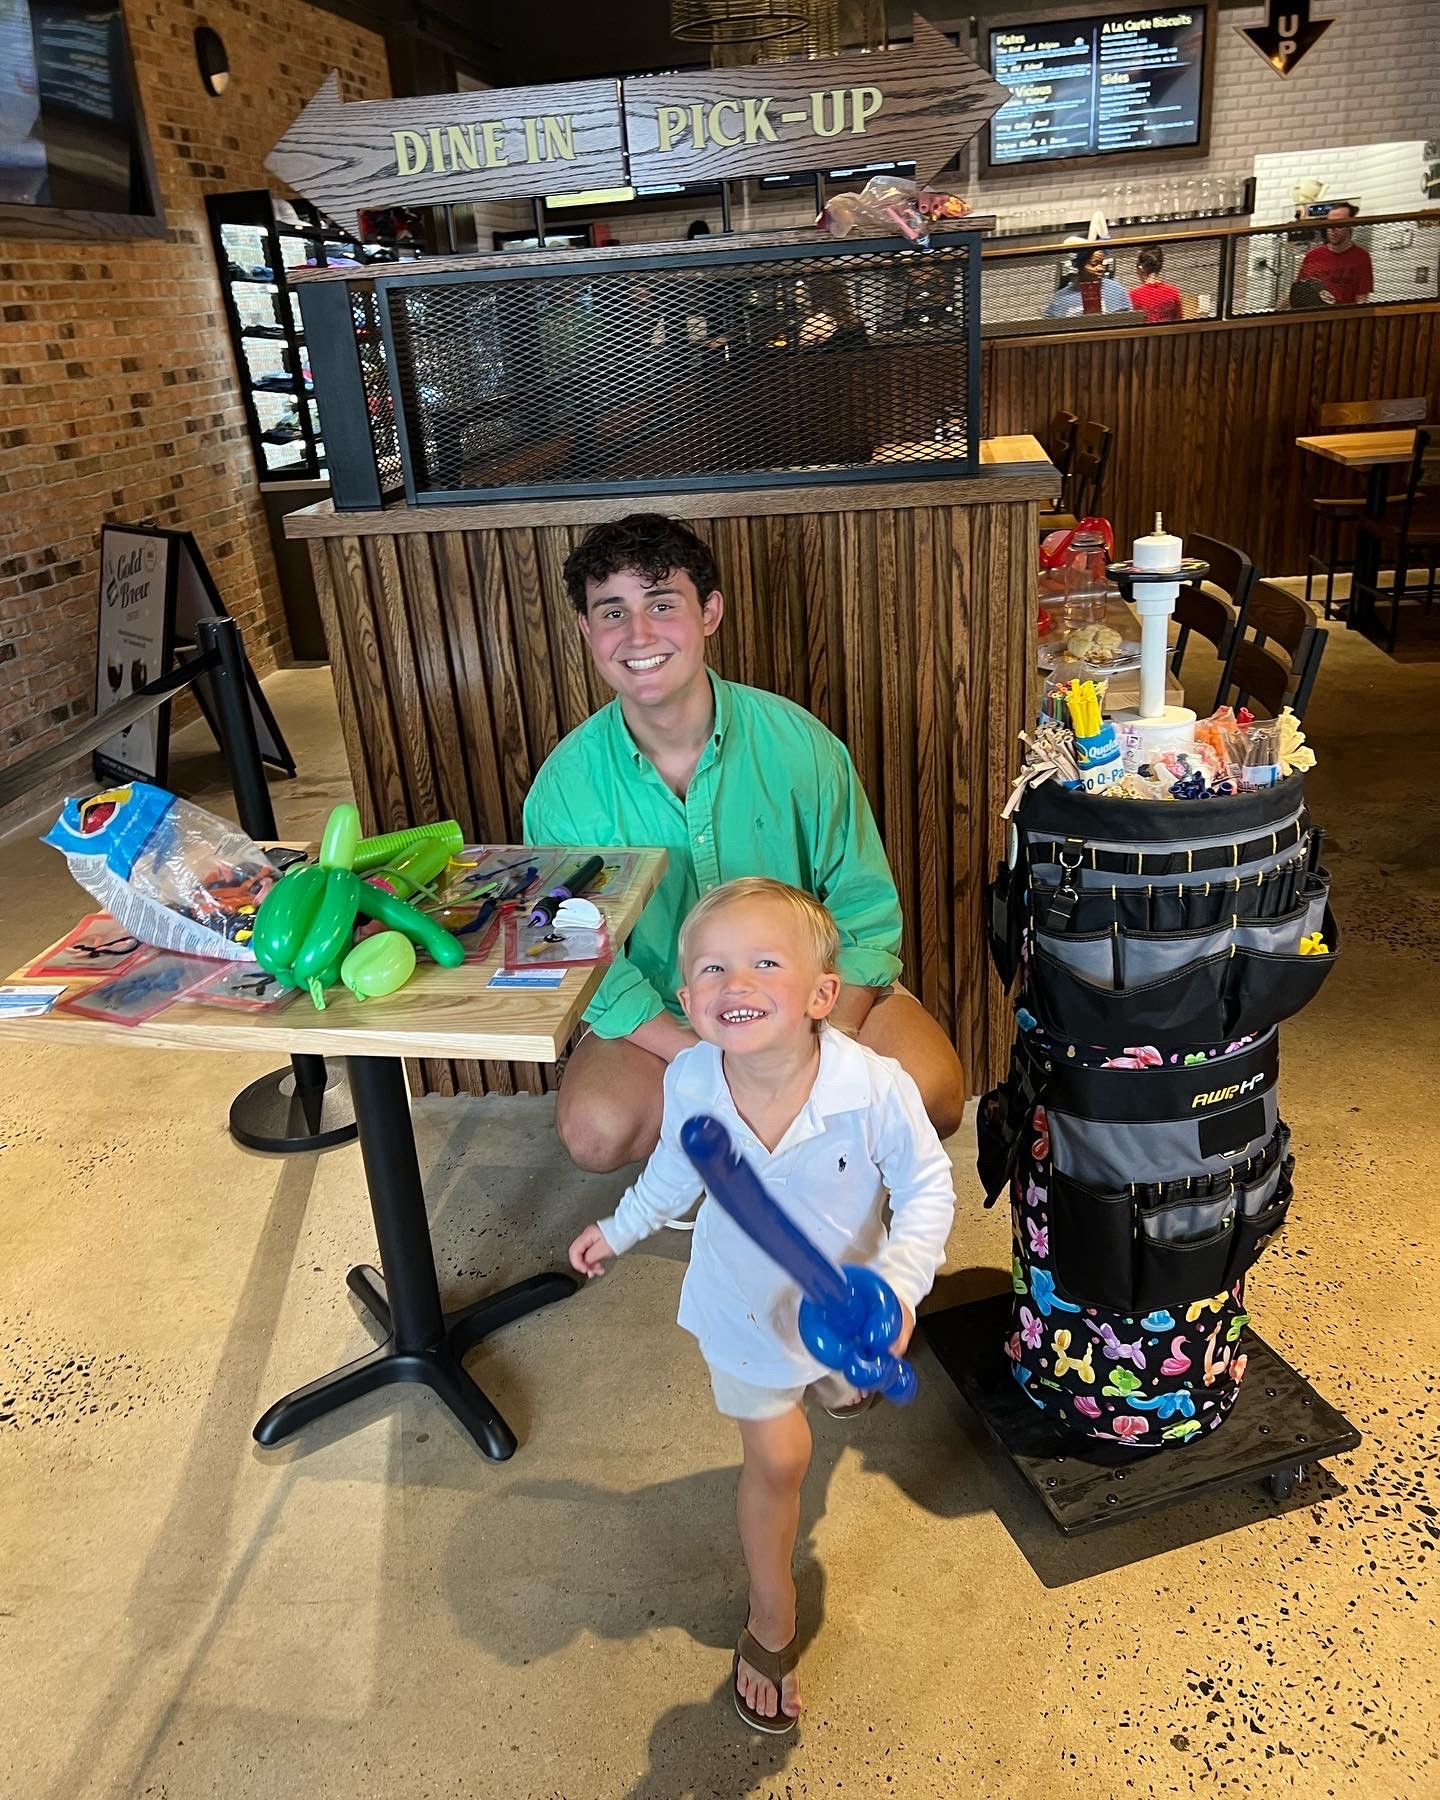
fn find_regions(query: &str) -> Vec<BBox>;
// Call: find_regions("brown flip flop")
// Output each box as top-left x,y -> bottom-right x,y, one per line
733,1619 -> 800,1734
820,1389 -> 879,1421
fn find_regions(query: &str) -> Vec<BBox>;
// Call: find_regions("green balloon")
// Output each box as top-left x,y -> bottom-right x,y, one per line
340,931 -> 417,1000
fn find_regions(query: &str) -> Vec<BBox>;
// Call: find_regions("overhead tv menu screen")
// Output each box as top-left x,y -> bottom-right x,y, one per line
988,9 -> 1208,167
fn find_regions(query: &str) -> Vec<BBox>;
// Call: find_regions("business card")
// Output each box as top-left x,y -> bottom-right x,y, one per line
487,967 -> 567,990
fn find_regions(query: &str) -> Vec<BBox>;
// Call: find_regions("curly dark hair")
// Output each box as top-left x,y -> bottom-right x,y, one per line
563,513 -> 719,614
1136,244 -> 1165,277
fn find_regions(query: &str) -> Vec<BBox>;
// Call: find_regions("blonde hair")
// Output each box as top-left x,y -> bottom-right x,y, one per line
678,877 -> 840,977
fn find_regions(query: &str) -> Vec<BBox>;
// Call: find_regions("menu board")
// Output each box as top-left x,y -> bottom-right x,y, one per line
988,8 -> 1208,167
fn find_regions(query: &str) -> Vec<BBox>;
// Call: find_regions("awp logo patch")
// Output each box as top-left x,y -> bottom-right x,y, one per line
1191,1072 -> 1265,1109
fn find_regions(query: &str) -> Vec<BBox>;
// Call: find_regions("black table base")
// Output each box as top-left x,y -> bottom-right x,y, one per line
922,1292 -> 1360,1536
252,1054 -> 576,1459
230,1054 -> 358,1154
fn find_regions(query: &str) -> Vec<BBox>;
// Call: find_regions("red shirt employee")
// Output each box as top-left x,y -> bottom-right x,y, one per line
1298,203 -> 1374,305
1129,244 -> 1183,323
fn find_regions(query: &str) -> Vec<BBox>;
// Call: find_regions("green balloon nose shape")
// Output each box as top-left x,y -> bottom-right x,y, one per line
341,931 -> 416,1000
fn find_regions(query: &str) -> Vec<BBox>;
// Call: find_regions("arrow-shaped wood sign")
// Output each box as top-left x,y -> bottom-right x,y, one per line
624,15 -> 1010,189
266,16 -> 1009,227
1237,0 -> 1334,78
265,72 -> 629,231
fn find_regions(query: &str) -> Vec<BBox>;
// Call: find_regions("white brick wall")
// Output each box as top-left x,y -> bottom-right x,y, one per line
962,0 -> 1440,227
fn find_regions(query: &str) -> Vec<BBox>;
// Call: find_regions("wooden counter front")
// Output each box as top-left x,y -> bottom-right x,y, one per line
288,454 -> 1055,1097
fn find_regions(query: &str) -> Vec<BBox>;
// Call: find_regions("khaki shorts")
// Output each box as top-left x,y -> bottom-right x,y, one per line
706,1362 -> 863,1421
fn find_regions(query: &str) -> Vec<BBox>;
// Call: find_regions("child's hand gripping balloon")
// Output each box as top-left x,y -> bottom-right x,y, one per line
679,1114 -> 918,1404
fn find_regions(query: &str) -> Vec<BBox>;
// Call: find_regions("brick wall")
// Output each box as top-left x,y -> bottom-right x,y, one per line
0,0 -> 389,822
964,0 -> 1440,225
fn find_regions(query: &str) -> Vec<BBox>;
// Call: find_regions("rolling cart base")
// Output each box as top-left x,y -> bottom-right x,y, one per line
922,1292 -> 1360,1536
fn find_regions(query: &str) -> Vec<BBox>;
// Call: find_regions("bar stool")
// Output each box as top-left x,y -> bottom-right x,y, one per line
1305,396 -> 1427,619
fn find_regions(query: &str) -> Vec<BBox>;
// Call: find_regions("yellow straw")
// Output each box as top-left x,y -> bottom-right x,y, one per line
1066,679 -> 1102,739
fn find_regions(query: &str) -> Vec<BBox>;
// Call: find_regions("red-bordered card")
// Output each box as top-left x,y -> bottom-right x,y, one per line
24,913 -> 149,980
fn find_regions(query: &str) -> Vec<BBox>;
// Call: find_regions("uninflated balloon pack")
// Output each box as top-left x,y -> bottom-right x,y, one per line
42,783 -> 278,962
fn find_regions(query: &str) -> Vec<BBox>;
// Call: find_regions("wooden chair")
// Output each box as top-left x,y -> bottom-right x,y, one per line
1045,408 -> 1078,511
1305,396 -> 1428,619
1220,579 -> 1327,722
1352,428 -> 1440,650
1172,533 -> 1256,711
1039,420 -> 1112,533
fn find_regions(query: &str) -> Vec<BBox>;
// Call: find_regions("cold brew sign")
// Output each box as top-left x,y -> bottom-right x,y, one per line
266,15 -> 1008,223
95,526 -> 170,782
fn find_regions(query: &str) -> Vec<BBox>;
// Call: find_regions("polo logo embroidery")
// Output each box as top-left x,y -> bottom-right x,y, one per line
838,1155 -> 847,1172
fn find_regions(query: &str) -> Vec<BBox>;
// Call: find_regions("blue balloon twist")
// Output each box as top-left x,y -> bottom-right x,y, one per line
679,1114 -> 917,1405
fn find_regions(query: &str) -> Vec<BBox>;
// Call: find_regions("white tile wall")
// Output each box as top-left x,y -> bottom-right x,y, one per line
961,0 -> 1440,228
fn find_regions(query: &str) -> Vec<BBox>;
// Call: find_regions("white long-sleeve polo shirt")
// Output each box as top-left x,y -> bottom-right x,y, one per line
597,1026 -> 957,1388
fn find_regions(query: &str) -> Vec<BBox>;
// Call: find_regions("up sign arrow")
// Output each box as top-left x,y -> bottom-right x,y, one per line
1238,0 -> 1334,78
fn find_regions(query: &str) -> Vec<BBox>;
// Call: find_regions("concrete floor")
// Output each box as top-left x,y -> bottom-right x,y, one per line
0,640 -> 1435,1800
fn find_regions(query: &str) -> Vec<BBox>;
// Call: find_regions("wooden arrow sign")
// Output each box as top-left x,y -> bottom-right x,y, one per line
624,14 -> 1010,188
264,73 -> 628,231
1237,0 -> 1333,78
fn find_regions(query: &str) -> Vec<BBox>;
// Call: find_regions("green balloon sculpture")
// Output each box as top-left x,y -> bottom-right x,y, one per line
252,806 -> 464,1009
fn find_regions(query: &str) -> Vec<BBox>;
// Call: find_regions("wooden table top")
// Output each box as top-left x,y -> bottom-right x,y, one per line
0,847 -> 666,1065
1295,429 -> 1427,467
981,433 -> 1048,465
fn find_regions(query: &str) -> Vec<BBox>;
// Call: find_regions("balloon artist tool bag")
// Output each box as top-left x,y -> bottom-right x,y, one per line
980,774 -> 1338,1446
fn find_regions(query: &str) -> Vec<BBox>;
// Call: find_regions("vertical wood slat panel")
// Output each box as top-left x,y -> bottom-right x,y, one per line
986,310 -> 1438,572
318,492 -> 1041,1097
328,537 -> 408,832
437,530 -> 508,841
362,534 -> 439,826
309,543 -> 378,829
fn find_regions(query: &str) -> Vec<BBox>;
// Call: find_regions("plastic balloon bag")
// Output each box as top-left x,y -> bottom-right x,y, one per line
43,782 -> 279,961
818,175 -> 971,244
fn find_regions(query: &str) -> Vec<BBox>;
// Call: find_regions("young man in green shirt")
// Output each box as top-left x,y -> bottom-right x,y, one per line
523,513 -> 966,1170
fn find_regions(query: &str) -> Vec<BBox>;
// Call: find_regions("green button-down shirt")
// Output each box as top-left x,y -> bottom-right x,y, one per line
522,672 -> 903,1039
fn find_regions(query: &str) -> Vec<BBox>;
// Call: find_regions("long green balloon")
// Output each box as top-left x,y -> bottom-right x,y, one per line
355,880 -> 464,967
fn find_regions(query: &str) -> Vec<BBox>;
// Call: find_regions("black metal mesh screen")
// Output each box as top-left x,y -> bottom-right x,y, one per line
377,240 -> 977,500
350,286 -> 403,494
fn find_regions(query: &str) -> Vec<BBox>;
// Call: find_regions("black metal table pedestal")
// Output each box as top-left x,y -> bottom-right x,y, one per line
252,1054 -> 577,1459
1346,462 -> 1391,638
230,1053 -> 358,1154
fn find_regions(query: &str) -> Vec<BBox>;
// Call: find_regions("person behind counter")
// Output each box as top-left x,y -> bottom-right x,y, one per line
1129,244 -> 1183,323
1043,245 -> 1134,319
522,512 -> 967,1172
1298,202 -> 1374,306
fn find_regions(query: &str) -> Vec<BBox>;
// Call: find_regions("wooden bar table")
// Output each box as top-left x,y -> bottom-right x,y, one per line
0,847 -> 664,1461
286,440 -> 1056,1094
1295,428 -> 1427,636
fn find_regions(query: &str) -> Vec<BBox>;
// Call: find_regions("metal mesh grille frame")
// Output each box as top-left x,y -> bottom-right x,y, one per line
350,286 -> 403,496
372,237 -> 979,504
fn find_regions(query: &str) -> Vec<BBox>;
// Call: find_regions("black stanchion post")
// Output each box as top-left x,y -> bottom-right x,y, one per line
196,617 -> 357,1156
196,617 -> 276,838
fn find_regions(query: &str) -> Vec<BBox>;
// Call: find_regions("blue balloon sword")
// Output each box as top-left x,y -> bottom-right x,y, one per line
679,1114 -> 917,1405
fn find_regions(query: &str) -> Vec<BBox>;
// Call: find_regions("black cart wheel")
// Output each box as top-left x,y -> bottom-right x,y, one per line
1267,1465 -> 1306,1500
